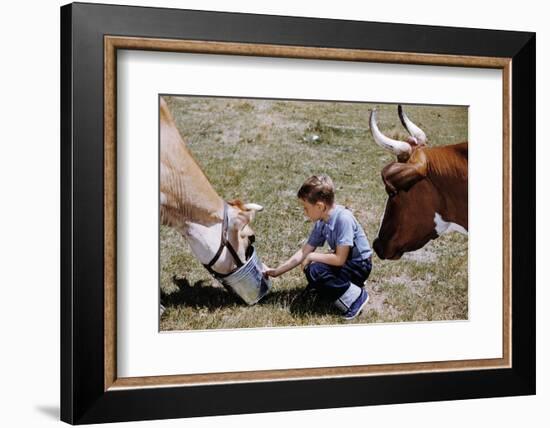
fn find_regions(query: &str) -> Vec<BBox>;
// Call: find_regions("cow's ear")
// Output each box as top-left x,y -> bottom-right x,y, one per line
382,157 -> 428,194
227,199 -> 245,210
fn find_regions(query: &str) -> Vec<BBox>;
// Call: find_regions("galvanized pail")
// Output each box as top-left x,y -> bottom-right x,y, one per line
220,247 -> 272,305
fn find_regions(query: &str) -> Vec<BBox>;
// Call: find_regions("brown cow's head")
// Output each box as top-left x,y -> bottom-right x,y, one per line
373,173 -> 440,260
370,106 -> 440,260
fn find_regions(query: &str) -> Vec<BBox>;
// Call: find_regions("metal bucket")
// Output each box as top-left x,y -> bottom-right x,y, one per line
220,247 -> 272,305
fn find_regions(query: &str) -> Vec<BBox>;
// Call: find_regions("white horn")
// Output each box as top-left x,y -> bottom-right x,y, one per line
398,105 -> 427,145
369,109 -> 412,157
243,203 -> 264,212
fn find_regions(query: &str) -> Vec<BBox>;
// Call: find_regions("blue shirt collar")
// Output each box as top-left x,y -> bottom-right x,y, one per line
322,205 -> 343,231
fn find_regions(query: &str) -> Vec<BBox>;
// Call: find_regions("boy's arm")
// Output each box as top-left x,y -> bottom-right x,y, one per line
266,243 -> 316,277
305,211 -> 354,267
306,245 -> 350,267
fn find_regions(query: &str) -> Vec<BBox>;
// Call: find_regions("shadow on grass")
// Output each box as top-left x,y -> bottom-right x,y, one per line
260,287 -> 339,317
162,275 -> 239,310
163,276 -> 338,316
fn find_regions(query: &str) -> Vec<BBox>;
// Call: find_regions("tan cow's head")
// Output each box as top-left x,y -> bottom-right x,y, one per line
226,199 -> 264,263
160,96 -> 266,272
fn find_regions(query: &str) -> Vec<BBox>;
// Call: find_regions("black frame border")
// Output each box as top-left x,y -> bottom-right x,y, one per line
61,2 -> 535,424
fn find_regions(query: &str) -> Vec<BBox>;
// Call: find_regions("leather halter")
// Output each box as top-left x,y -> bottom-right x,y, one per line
203,203 -> 244,278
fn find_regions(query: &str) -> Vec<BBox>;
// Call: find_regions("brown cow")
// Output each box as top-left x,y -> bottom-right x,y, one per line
370,105 -> 468,260
160,97 -> 263,275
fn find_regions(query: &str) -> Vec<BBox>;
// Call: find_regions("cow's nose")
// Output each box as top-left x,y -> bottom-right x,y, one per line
249,235 -> 256,245
373,238 -> 385,259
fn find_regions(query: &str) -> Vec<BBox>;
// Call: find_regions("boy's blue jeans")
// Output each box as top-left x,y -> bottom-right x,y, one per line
303,258 -> 372,302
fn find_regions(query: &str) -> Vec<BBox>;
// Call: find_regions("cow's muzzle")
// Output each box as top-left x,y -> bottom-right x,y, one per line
373,238 -> 403,260
373,238 -> 385,259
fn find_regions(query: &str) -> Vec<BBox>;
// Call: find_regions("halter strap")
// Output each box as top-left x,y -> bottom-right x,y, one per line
203,203 -> 244,278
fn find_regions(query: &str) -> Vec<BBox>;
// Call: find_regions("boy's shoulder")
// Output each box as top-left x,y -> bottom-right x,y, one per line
330,205 -> 357,229
335,205 -> 356,221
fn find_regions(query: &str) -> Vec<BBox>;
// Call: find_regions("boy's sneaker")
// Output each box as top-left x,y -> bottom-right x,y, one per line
343,289 -> 369,320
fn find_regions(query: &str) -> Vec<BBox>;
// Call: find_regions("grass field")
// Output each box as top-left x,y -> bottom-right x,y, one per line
160,95 -> 468,331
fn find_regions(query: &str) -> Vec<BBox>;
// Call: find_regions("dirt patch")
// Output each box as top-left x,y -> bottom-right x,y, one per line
402,246 -> 438,263
365,289 -> 391,315
385,273 -> 433,296
360,280 -> 397,318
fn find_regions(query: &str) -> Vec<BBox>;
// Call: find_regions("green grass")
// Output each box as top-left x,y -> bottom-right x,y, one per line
160,96 -> 468,330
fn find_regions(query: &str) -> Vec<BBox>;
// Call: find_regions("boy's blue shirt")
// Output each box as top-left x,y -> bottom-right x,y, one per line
307,205 -> 373,261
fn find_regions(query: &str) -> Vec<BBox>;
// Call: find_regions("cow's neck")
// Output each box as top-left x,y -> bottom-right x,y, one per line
170,153 -> 224,224
179,173 -> 224,224
161,111 -> 225,226
429,174 -> 468,229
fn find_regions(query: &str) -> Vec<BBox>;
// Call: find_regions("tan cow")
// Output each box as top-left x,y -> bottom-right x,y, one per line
160,97 -> 263,275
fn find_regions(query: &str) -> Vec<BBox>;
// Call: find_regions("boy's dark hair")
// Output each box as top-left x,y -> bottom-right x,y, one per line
297,175 -> 335,205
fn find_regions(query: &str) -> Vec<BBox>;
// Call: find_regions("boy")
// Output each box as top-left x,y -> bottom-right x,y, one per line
264,175 -> 373,320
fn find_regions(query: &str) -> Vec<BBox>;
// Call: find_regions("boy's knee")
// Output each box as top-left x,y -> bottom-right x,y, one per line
304,262 -> 329,282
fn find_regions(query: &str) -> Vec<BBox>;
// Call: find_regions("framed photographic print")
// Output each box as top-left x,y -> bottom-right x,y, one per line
158,95 -> 469,332
61,2 -> 535,424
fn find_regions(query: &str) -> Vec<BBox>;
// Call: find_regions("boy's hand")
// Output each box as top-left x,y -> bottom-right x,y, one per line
264,269 -> 280,278
262,264 -> 280,278
265,269 -> 280,278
